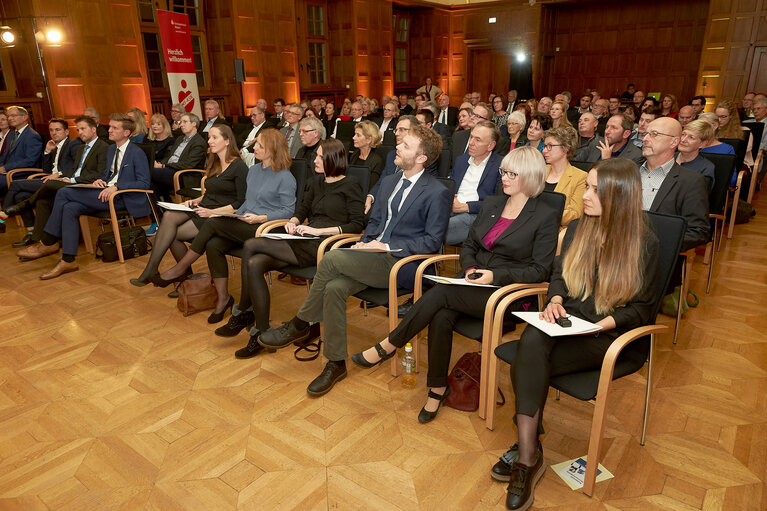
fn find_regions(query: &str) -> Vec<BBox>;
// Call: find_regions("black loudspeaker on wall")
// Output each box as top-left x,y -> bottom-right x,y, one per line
234,59 -> 245,82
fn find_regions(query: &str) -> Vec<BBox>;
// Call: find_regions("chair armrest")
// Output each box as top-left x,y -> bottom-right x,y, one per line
318,233 -> 359,263
172,169 -> 205,195
256,219 -> 289,236
330,235 -> 362,249
7,168 -> 43,184
489,286 -> 551,354
709,213 -> 725,221
728,169 -> 745,239
108,188 -> 154,217
747,150 -> 763,204
26,173 -> 47,180
414,254 -> 460,300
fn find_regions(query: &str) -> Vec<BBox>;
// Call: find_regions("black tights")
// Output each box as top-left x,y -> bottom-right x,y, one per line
239,237 -> 299,331
136,211 -> 199,281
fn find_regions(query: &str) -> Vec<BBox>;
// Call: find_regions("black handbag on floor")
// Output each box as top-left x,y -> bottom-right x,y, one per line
96,226 -> 150,262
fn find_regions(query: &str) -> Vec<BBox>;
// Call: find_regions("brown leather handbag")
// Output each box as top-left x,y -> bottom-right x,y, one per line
177,273 -> 218,316
445,352 -> 505,411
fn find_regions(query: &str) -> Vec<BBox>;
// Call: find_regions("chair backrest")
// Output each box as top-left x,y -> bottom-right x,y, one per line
537,190 -> 566,225
289,158 -> 307,202
347,164 -> 371,195
335,120 -> 357,142
569,160 -> 593,172
237,115 -> 250,124
438,148 -> 452,177
646,212 -> 686,323
435,176 -> 457,197
377,144 -> 395,164
135,143 -> 155,168
700,153 -> 736,215
720,138 -> 746,171
382,130 -> 396,146
743,121 -> 764,162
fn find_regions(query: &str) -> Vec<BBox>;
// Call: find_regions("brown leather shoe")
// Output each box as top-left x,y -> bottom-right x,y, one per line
17,241 -> 60,261
39,259 -> 79,280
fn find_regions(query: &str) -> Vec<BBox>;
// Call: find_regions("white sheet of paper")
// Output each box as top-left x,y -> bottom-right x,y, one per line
261,233 -> 320,240
423,275 -> 499,288
336,247 -> 403,253
158,201 -> 193,212
513,312 -> 602,337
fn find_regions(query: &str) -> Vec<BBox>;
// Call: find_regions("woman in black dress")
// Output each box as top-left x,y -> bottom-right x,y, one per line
217,139 -> 365,359
130,124 -> 247,286
349,120 -> 385,190
493,158 -> 660,510
148,113 -> 175,162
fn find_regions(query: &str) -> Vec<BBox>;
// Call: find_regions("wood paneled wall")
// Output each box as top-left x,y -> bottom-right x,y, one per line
696,0 -> 767,106
0,0 -> 152,126
543,0 -> 709,103
408,8 -> 451,98
352,0 -> 393,100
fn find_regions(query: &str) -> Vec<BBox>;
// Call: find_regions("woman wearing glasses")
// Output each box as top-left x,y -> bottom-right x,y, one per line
541,126 -> 587,227
350,145 -> 559,423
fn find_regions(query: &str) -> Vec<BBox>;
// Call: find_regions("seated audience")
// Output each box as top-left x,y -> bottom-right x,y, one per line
497,111 -> 528,155
0,118 -> 81,241
549,100 -> 572,128
633,90 -> 646,108
295,116 -> 325,175
697,112 -> 737,184
497,157 -> 660,511
716,99 -> 753,167
199,99 -> 229,134
753,97 -> 767,151
152,113 -> 208,204
740,92 -> 755,120
675,119 -> 716,191
541,126 -> 587,226
148,113 -> 175,162
422,102 -> 452,149
591,98 -> 609,136
0,106 -> 43,198
470,91 -> 481,106
621,83 -> 636,101
20,114 -> 150,279
506,90 -> 518,113
398,94 -> 413,116
677,105 -> 696,127
446,120 -> 502,245
641,97 -> 657,112
131,124 -> 248,287
597,113 -> 645,165
350,120 -> 385,189
537,97 -> 552,114
660,94 -> 679,117
526,114 -> 552,152
437,94 -> 458,127
365,115 -> 420,213
83,107 -> 110,140
280,104 -> 304,157
222,139 -> 365,358
169,103 -> 184,133
377,101 -> 399,137
576,93 -> 591,116
239,107 -> 268,166
351,145 -> 558,427
127,108 -> 149,143
641,117 -> 709,251
452,103 -> 491,160
0,112 -> 10,156
608,95 -> 621,116
630,107 -> 659,148
491,96 -> 509,130
256,125 -> 451,397
690,95 -> 706,117
574,112 -> 603,162
152,129 -> 296,322
456,107 -> 473,132
323,102 -> 338,136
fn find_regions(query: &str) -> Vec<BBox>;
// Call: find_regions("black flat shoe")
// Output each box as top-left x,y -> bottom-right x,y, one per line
491,443 -> 520,482
505,447 -> 546,510
130,272 -> 158,287
306,360 -> 347,397
234,331 -> 277,359
12,233 -> 34,248
351,343 -> 396,369
215,310 -> 255,337
418,387 -> 451,424
151,272 -> 189,288
207,296 -> 234,324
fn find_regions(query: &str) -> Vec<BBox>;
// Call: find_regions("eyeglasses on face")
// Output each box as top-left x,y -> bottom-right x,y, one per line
299,129 -> 317,134
471,112 -> 488,120
498,168 -> 519,179
542,143 -> 564,151
645,130 -> 675,139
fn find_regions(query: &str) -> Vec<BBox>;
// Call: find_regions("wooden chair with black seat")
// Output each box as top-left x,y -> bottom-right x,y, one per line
78,143 -> 158,263
569,160 -> 592,172
172,168 -> 206,202
700,152 -> 737,294
485,211 -> 685,496
404,190 -> 566,417
2,168 -> 44,226
747,149 -> 764,204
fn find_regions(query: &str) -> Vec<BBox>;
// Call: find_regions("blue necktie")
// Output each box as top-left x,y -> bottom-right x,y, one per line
72,144 -> 91,177
380,179 -> 411,243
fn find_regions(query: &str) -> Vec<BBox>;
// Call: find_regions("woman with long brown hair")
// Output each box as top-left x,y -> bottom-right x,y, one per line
130,124 -> 247,286
715,99 -> 754,168
493,158 -> 660,510
660,94 -> 679,117
153,128 -> 297,323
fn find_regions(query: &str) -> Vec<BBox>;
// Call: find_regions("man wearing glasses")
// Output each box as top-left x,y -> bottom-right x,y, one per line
641,116 -> 708,252
451,102 -> 491,163
169,103 -> 184,133
280,104 -> 305,158
0,106 -> 43,199
238,107 -> 267,165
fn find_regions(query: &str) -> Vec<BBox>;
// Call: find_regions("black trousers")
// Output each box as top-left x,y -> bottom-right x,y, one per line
190,217 -> 260,278
5,179 -> 44,226
511,326 -> 642,435
389,283 -> 519,387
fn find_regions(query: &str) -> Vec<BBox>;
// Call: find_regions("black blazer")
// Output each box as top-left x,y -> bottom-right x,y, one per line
648,162 -> 709,251
437,106 -> 458,127
42,137 -> 82,175
375,117 -> 398,135
496,133 -> 528,156
459,195 -> 559,286
349,148 -> 385,190
64,139 -> 109,183
162,133 -> 208,170
451,129 -> 471,164
197,117 -> 230,137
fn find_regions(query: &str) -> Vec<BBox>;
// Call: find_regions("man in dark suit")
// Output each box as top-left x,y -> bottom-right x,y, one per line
447,121 -> 502,245
238,107 -> 267,166
259,124 -> 451,396
0,118 -> 82,242
423,102 -> 452,152
436,94 -> 458,127
19,114 -> 151,279
505,90 -> 518,113
375,101 -> 399,138
0,106 -> 43,197
596,113 -> 646,166
451,102 -> 490,162
152,112 -> 208,202
641,117 -> 709,252
83,108 -> 110,141
398,94 -> 413,116
198,100 -> 230,137
280,104 -> 305,158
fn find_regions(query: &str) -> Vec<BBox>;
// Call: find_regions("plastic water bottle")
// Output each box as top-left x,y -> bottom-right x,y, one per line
401,342 -> 416,389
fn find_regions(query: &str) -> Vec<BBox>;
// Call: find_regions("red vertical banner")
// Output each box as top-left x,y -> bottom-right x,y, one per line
157,10 -> 202,118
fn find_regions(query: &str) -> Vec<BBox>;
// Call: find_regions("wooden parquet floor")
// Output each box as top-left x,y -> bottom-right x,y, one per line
0,196 -> 766,510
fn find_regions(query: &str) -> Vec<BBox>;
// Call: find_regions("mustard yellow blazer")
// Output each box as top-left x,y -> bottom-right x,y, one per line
546,163 -> 587,227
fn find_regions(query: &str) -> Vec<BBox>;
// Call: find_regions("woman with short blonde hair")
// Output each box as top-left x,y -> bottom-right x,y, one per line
350,120 -> 384,189
541,126 -> 586,226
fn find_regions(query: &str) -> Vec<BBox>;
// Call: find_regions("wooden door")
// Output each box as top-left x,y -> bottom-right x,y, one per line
747,47 -> 767,94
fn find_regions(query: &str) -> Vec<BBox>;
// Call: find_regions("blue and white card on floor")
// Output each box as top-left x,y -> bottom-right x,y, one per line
551,456 -> 614,490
